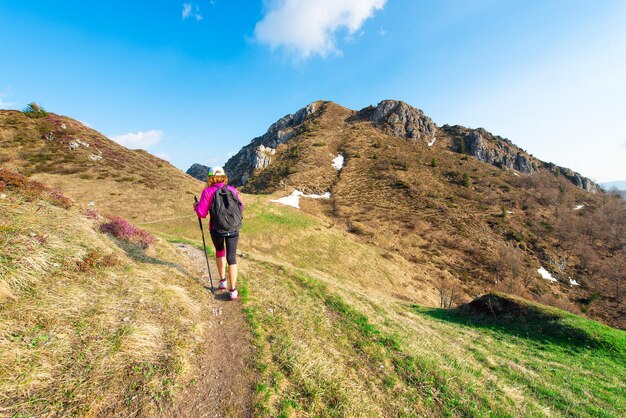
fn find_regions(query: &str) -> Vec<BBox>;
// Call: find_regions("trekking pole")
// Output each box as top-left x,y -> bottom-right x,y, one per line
194,195 -> 214,293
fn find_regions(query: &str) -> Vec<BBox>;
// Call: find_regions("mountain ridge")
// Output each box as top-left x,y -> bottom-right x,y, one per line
219,99 -> 597,192
210,100 -> 623,328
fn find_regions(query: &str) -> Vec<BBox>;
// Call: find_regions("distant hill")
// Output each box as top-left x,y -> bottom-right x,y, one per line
215,100 -> 625,328
601,180 -> 626,197
186,163 -> 210,182
0,110 -> 202,222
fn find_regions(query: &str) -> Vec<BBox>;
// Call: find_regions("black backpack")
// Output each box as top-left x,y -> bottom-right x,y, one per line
210,185 -> 243,235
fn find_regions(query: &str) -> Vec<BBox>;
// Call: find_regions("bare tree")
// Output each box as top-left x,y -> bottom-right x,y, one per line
436,272 -> 460,309
604,247 -> 626,301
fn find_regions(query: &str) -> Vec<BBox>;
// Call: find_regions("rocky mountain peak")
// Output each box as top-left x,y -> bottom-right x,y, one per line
186,163 -> 209,182
224,101 -> 321,185
368,100 -> 437,142
214,99 -> 598,192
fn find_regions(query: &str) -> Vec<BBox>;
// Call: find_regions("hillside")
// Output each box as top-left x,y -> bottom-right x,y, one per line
1,105 -> 625,416
0,168 -> 255,416
0,110 -> 202,223
222,100 -> 625,328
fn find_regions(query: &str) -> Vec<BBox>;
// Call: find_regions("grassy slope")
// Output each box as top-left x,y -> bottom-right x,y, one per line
0,110 -> 202,223
234,198 -> 624,417
145,191 -> 625,416
0,178 -> 211,416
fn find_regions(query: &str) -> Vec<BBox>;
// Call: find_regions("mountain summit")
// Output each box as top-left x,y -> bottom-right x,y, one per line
211,100 -> 622,328
223,100 -> 596,192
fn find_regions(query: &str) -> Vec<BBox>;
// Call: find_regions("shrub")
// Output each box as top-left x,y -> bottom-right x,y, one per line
501,206 -> 508,219
0,168 -> 72,209
23,102 -> 49,118
430,158 -> 437,167
462,172 -> 471,187
100,216 -> 155,249
76,249 -> 120,272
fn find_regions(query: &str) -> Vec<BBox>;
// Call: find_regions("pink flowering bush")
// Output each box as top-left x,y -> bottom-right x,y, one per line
83,208 -> 100,220
100,216 -> 155,249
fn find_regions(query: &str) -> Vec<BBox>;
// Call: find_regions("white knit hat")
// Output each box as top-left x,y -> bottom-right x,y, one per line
209,166 -> 225,176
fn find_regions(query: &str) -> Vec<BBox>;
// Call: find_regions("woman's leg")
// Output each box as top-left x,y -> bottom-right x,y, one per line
210,231 -> 227,280
225,232 -> 240,290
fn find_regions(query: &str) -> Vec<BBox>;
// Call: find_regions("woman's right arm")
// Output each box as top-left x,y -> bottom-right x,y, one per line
195,188 -> 211,219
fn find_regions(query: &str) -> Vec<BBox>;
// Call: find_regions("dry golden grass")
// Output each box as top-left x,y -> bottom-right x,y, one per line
0,110 -> 203,223
0,186 -> 210,416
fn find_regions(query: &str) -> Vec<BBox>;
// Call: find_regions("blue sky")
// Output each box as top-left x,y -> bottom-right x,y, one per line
1,0 -> 625,181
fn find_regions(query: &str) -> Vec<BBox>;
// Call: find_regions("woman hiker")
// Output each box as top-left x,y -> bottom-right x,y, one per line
194,166 -> 244,300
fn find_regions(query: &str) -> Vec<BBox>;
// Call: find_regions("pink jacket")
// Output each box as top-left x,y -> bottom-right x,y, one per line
195,183 -> 244,230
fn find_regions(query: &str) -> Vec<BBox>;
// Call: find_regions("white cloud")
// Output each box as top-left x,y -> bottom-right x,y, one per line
182,2 -> 202,21
255,0 -> 386,59
0,89 -> 15,109
110,130 -> 163,149
0,98 -> 14,109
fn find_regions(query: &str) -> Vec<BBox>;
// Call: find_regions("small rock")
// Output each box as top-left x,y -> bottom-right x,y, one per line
87,202 -> 95,207
52,263 -> 61,268
61,124 -> 67,130
89,154 -> 103,161
30,232 -> 37,237
0,194 -> 6,199
268,308 -> 274,314
219,321 -> 223,325
122,317 -> 130,322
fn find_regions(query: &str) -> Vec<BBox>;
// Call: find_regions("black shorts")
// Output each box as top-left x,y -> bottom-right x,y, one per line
210,231 -> 239,265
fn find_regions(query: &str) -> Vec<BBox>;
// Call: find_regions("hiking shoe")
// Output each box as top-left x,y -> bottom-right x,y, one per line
218,279 -> 227,290
229,289 -> 238,300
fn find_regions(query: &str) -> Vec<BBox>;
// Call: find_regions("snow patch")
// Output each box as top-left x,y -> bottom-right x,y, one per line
332,155 -> 344,170
574,204 -> 585,210
270,190 -> 331,209
537,267 -> 557,283
427,137 -> 436,147
569,278 -> 580,286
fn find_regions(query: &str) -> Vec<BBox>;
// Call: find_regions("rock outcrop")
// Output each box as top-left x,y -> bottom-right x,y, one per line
186,163 -> 210,181
463,129 -> 535,174
224,102 -> 319,185
551,165 -> 598,192
362,100 -> 437,143
441,125 -> 597,191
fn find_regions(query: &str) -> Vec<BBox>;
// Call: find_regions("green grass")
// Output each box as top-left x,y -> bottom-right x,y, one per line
414,300 -> 625,416
236,200 -> 626,417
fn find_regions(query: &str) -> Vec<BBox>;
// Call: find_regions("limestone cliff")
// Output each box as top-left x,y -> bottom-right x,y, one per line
224,102 -> 319,185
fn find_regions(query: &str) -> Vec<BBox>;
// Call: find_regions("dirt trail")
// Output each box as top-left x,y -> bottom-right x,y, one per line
167,243 -> 254,418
